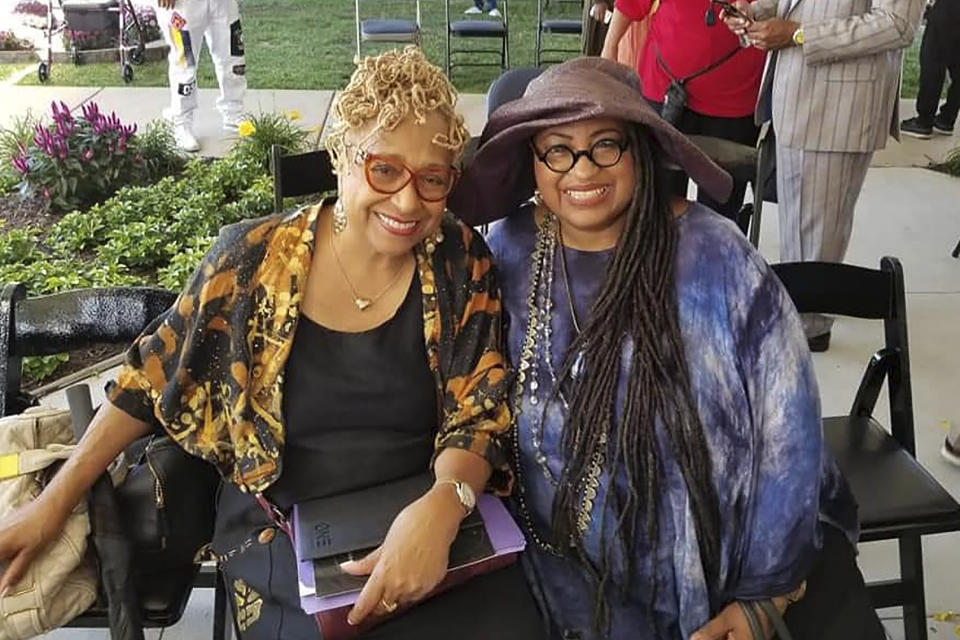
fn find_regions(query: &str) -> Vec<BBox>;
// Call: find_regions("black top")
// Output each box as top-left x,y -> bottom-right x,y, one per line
267,272 -> 438,509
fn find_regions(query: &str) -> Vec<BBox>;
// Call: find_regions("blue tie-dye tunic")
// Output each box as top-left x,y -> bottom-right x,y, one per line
486,204 -> 858,640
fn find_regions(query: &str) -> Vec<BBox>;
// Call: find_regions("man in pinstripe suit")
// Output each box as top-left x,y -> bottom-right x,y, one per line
725,0 -> 924,350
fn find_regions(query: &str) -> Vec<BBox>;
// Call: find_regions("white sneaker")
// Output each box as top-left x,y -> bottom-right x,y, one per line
173,124 -> 200,152
464,6 -> 482,13
222,114 -> 245,133
488,7 -> 502,17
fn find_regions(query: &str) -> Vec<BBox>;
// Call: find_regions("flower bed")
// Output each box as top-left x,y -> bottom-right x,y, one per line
0,30 -> 34,52
1,107 -> 308,383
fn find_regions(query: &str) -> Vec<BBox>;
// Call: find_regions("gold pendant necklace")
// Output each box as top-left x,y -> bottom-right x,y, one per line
329,231 -> 406,311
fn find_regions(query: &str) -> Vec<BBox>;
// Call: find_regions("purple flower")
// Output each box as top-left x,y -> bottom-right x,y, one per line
10,154 -> 28,175
81,147 -> 94,162
42,187 -> 50,200
82,101 -> 101,123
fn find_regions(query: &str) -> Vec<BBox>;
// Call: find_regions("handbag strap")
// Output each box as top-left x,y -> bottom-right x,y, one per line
756,599 -> 794,640
655,43 -> 742,85
255,493 -> 293,539
737,600 -> 765,640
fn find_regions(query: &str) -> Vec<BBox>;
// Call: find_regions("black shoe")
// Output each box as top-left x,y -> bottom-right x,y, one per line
933,117 -> 955,136
807,332 -> 831,353
901,117 -> 933,139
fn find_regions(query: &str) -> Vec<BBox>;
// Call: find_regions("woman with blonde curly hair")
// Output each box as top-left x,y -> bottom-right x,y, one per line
0,47 -> 543,639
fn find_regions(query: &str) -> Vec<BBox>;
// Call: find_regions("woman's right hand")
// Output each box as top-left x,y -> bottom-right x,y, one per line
0,496 -> 69,596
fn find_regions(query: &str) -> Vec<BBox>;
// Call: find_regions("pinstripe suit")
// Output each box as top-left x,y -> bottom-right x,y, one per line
752,0 -> 924,337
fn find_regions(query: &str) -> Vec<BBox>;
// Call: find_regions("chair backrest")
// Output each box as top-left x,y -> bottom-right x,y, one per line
270,145 -> 338,213
772,257 -> 915,453
355,0 -> 422,58
486,67 -> 544,117
0,283 -> 176,417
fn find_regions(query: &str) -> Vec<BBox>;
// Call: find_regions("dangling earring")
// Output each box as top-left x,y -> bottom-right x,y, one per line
532,189 -> 544,207
425,219 -> 446,254
332,199 -> 347,235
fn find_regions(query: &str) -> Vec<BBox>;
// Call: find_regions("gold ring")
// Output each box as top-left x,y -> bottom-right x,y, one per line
380,598 -> 398,613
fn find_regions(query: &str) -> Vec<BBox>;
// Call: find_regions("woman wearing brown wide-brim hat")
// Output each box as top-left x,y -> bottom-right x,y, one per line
449,57 -> 883,640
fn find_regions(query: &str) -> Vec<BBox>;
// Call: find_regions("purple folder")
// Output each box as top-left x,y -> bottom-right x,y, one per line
294,494 -> 525,615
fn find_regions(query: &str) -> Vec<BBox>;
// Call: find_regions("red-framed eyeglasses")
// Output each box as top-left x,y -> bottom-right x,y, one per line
356,150 -> 460,203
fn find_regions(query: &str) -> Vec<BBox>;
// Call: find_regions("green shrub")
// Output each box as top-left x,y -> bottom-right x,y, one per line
1,117 -> 287,384
234,111 -> 308,169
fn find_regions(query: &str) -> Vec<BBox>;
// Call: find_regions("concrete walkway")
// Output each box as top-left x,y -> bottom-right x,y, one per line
2,85 -> 956,166
3,84 -> 955,639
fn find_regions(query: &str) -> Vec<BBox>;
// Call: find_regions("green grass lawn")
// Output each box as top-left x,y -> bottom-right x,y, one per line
13,0 -> 560,93
6,0 -> 927,97
0,64 -> 28,83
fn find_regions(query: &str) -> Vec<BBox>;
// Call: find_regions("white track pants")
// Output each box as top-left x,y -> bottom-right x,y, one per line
156,0 -> 247,126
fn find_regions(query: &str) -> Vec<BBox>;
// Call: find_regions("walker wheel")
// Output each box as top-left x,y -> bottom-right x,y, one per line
38,62 -> 49,83
130,46 -> 144,65
122,63 -> 134,84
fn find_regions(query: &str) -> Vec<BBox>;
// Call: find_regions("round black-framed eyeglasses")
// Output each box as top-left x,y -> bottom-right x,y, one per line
532,138 -> 630,173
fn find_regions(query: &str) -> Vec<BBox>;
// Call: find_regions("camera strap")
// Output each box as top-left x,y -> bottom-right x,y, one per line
655,43 -> 742,87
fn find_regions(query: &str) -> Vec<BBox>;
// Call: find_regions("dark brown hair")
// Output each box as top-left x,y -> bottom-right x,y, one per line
547,124 -> 721,634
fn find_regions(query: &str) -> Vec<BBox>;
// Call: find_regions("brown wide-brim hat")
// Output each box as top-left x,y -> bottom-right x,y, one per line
448,57 -> 733,226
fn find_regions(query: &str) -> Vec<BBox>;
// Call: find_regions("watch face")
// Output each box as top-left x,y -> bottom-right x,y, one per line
460,483 -> 477,509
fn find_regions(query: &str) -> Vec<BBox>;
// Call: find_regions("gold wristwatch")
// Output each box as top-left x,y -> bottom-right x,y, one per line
792,26 -> 805,46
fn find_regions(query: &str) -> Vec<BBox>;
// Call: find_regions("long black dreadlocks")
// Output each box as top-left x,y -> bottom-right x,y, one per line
546,123 -> 722,633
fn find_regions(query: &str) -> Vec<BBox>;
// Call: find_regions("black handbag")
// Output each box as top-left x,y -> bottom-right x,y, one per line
115,434 -> 221,571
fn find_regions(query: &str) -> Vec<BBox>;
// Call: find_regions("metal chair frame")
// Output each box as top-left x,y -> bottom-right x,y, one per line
535,0 -> 582,66
444,0 -> 509,78
354,0 -> 422,60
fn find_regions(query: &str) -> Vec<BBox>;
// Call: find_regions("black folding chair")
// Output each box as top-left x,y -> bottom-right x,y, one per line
535,0 -> 582,66
270,145 -> 338,213
354,0 -> 421,59
0,283 -> 232,639
772,258 -> 960,640
445,0 -> 509,79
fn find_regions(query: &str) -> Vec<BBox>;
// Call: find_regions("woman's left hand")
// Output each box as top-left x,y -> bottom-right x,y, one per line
340,487 -> 463,626
689,599 -> 783,640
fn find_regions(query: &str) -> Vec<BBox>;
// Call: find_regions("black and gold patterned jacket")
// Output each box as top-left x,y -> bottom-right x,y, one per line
108,203 -> 512,494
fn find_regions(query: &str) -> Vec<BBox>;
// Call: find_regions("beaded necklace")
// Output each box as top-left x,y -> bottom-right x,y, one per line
510,209 -> 607,555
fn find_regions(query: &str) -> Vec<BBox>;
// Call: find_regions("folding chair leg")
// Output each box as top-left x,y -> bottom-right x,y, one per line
952,237 -> 960,258
899,535 -> 928,640
213,569 -> 229,640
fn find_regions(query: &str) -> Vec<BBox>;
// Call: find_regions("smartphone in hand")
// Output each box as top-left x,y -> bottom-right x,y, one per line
711,0 -> 752,23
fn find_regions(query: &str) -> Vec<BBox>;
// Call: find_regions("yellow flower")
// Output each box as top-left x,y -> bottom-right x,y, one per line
238,120 -> 256,138
287,109 -> 301,121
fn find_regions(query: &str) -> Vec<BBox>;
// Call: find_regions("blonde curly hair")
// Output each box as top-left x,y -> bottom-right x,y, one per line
325,47 -> 469,172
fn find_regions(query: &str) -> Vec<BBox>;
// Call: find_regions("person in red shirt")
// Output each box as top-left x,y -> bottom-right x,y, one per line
602,0 -> 766,222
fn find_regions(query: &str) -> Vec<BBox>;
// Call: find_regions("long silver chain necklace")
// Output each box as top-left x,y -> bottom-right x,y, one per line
510,210 -> 607,555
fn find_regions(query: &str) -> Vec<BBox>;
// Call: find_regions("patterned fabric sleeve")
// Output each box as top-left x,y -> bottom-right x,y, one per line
430,219 -> 514,495
731,267 -> 823,598
106,242 -> 219,424
106,221 -> 256,480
